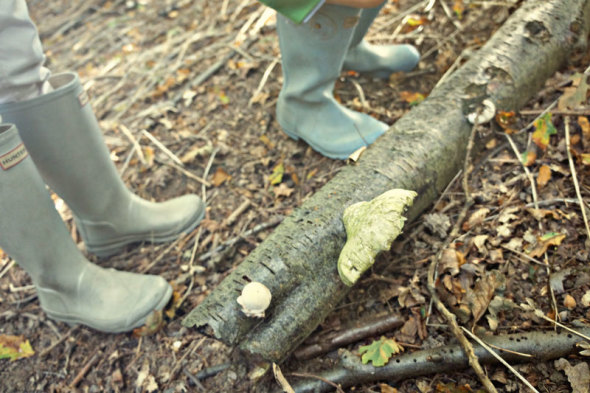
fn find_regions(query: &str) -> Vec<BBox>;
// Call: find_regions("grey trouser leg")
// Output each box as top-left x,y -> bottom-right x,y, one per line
0,0 -> 52,104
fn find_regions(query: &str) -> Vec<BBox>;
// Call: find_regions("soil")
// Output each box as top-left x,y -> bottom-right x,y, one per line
1,0 -> 589,392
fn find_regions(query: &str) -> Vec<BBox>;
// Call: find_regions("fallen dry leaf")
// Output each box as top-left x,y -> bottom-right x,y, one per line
537,164 -> 551,188
211,167 -> 232,187
564,294 -> 577,310
555,358 -> 590,393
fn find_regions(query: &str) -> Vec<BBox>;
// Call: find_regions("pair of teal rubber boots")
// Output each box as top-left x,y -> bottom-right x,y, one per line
276,2 -> 420,159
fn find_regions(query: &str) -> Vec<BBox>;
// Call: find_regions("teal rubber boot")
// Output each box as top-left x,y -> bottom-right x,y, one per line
276,4 -> 389,160
343,1 -> 420,78
0,73 -> 205,258
0,124 -> 171,333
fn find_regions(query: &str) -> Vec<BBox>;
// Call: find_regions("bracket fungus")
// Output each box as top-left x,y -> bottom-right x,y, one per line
236,281 -> 272,318
338,189 -> 417,286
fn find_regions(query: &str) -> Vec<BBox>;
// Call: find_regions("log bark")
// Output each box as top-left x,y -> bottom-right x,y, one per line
183,0 -> 590,363
286,328 -> 590,393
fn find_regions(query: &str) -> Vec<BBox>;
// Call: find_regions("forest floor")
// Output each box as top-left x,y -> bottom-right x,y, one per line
1,0 -> 589,392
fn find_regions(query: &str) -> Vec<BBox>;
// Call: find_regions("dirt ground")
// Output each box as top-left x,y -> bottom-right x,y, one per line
1,0 -> 589,392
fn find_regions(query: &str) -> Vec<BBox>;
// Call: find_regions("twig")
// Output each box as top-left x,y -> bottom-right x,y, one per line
139,235 -> 184,273
504,133 -> 558,317
169,337 -> 206,383
201,147 -> 219,203
434,48 -> 473,88
521,100 -> 557,133
289,372 -> 346,393
536,311 -> 590,342
159,159 -> 211,187
195,362 -> 231,379
438,0 -> 463,31
520,108 -> 590,116
427,116 -> 498,393
374,0 -> 431,33
141,130 -> 184,167
183,368 -> 206,392
294,314 -> 404,360
0,260 -> 15,280
224,199 -> 252,227
564,116 -> 590,243
119,124 -> 146,165
461,327 -> 540,393
69,352 -> 100,388
524,198 -> 584,209
249,58 -> 279,106
274,363 -> 296,393
501,246 -> 545,266
288,328 -> 590,393
178,227 -> 203,309
198,215 -> 284,262
39,326 -> 78,358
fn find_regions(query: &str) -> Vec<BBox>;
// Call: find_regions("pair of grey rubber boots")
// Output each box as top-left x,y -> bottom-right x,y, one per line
0,3 -> 418,334
277,3 -> 419,159
0,73 -> 205,333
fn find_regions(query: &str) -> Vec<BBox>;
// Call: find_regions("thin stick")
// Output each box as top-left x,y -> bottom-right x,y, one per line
504,134 -> 539,209
161,160 -> 211,187
201,148 -> 219,203
500,246 -> 545,266
427,116 -> 498,393
139,236 -> 184,273
564,116 -> 590,243
536,312 -> 590,342
39,326 -> 78,358
461,327 -> 539,393
289,372 -> 345,393
0,260 -> 15,280
182,368 -> 206,392
169,337 -> 206,383
505,133 -> 558,323
141,130 -> 184,167
119,124 -> 146,165
438,0 -> 463,31
273,363 -> 296,393
249,58 -> 279,106
178,227 -> 203,309
520,108 -> 590,116
69,352 -> 100,388
198,216 -> 284,262
224,199 -> 251,227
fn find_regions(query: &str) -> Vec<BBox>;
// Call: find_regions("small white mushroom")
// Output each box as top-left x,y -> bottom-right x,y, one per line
237,282 -> 272,318
467,99 -> 496,124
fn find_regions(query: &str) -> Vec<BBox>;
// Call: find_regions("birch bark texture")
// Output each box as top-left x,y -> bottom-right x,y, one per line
183,0 -> 590,363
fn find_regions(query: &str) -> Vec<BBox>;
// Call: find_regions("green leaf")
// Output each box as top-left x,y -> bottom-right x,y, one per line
358,336 -> 404,367
268,162 -> 284,185
532,112 -> 557,151
0,335 -> 35,361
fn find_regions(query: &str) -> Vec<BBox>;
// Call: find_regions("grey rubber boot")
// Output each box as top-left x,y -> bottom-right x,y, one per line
276,4 -> 389,160
0,124 -> 172,333
0,72 -> 205,258
343,1 -> 420,78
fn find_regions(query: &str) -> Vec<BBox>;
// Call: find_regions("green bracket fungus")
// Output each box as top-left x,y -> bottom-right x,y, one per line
338,189 -> 417,286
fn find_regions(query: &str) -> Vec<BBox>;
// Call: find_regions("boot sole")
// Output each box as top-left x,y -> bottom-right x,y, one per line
85,206 -> 206,258
282,127 -> 361,161
43,284 -> 173,333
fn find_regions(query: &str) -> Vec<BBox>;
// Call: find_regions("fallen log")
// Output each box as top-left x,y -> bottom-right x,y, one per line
183,0 -> 590,363
286,328 -> 590,393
